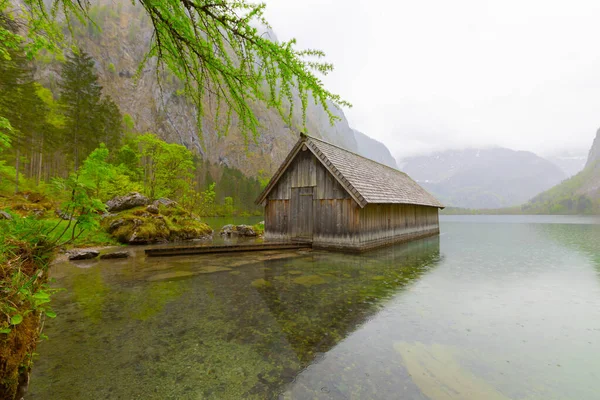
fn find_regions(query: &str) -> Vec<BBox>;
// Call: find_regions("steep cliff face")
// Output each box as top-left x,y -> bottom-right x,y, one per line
35,0 -> 392,178
352,130 -> 398,168
586,128 -> 600,169
399,148 -> 566,209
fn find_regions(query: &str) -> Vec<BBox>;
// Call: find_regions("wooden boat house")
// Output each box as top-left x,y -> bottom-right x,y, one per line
256,133 -> 444,251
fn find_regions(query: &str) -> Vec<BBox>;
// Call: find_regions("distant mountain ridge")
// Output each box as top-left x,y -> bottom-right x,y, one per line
399,148 -> 566,209
524,129 -> 600,214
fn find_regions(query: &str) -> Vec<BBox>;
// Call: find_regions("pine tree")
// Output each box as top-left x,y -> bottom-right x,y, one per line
96,96 -> 123,151
0,16 -> 49,192
58,50 -> 103,171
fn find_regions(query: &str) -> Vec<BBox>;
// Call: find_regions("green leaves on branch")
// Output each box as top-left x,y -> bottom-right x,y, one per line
21,0 -> 350,140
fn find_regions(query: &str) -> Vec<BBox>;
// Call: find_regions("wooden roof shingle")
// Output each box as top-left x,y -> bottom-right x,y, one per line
256,134 -> 444,209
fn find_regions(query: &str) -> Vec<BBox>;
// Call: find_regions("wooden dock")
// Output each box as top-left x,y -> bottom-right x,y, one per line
145,242 -> 312,257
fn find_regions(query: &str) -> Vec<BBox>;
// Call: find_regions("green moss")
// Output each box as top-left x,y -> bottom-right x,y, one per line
102,205 -> 211,244
198,266 -> 232,274
251,278 -> 271,288
292,275 -> 327,286
147,271 -> 197,282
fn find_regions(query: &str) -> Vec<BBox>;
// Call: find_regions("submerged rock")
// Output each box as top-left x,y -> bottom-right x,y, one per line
220,224 -> 257,237
105,192 -> 149,212
68,249 -> 99,261
99,251 -> 130,260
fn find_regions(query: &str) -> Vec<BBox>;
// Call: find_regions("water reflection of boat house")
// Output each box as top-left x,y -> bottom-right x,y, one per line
256,133 -> 444,251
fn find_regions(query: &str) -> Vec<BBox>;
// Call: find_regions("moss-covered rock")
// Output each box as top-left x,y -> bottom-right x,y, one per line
101,204 -> 212,245
0,191 -> 54,219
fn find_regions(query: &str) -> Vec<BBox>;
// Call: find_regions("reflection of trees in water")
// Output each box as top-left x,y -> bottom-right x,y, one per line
254,236 -> 441,365
535,223 -> 600,272
32,239 -> 440,399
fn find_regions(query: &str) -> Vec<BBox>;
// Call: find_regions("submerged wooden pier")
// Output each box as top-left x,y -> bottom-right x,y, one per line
145,242 -> 312,257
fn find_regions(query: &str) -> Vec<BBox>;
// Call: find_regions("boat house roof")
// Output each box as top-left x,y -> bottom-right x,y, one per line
256,133 -> 445,209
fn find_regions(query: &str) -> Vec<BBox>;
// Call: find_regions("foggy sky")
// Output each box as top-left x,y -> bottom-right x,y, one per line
263,0 -> 600,159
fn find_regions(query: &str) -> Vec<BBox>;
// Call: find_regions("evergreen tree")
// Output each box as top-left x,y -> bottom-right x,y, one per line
58,49 -> 103,171
96,96 -> 123,151
0,16 -> 49,192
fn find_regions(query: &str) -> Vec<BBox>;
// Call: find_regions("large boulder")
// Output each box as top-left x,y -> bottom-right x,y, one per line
220,224 -> 257,237
68,249 -> 99,261
101,205 -> 213,245
105,192 -> 149,212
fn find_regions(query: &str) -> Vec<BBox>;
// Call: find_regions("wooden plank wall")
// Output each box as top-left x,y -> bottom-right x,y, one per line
267,149 -> 316,200
313,199 -> 361,249
357,204 -> 439,250
264,200 -> 289,241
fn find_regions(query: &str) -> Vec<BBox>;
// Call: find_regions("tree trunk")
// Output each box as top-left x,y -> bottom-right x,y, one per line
15,148 -> 20,194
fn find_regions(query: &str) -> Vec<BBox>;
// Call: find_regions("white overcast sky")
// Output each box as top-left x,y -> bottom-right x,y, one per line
263,0 -> 600,159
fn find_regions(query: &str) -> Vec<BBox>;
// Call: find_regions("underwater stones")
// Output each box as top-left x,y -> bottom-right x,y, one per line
220,224 -> 257,237
251,278 -> 271,288
105,192 -> 149,212
99,251 -> 130,260
147,271 -> 197,281
292,275 -> 326,286
68,249 -> 99,260
0,210 -> 12,220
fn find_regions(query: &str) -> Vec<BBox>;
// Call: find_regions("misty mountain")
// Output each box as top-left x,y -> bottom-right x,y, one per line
524,129 -> 600,214
352,130 -> 398,168
546,151 -> 588,177
399,148 -> 566,209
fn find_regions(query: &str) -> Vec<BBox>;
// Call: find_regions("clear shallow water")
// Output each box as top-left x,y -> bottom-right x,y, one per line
28,215 -> 600,399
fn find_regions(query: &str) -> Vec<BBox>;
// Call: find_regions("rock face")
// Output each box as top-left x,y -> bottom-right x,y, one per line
586,128 -> 600,169
99,251 -> 130,259
105,192 -> 149,212
352,129 -> 398,169
102,203 -> 213,245
32,0 -> 397,181
220,224 -> 257,237
68,250 -> 99,260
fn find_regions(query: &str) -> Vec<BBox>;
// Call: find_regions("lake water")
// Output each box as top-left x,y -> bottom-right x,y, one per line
28,215 -> 600,399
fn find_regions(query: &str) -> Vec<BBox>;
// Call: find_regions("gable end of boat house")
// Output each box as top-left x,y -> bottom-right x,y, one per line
255,133 -> 444,251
